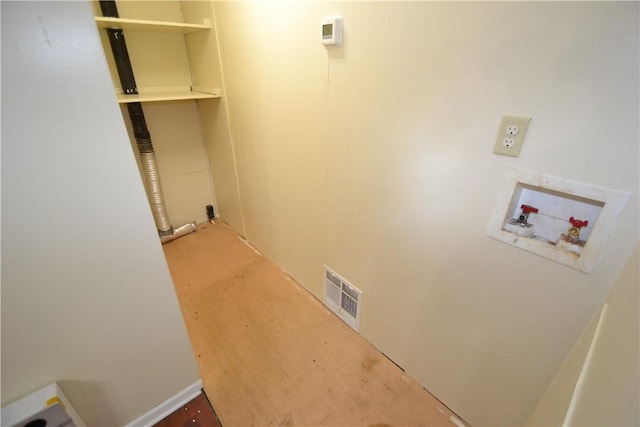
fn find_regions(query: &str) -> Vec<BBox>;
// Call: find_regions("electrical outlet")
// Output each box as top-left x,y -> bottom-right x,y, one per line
506,124 -> 519,136
493,115 -> 531,157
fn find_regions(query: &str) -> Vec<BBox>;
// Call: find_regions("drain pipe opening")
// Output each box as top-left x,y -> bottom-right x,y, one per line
160,221 -> 198,244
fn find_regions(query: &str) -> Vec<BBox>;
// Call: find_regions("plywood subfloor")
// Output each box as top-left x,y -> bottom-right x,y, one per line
163,222 -> 467,427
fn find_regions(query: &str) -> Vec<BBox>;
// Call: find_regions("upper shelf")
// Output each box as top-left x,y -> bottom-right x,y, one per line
95,17 -> 210,34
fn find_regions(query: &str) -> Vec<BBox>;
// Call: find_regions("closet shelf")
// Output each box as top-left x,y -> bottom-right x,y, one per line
95,17 -> 210,34
116,89 -> 221,104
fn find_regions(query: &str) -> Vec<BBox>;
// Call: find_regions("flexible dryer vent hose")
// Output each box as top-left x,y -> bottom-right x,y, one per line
100,0 -> 196,242
127,102 -> 173,236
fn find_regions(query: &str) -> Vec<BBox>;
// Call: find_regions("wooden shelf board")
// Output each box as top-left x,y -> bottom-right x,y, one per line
95,17 -> 210,34
116,90 -> 221,104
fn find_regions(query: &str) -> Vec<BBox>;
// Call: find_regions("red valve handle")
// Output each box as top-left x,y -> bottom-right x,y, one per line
569,217 -> 589,228
521,204 -> 539,214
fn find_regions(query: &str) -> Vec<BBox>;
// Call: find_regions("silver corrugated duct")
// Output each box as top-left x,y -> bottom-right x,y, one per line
140,151 -> 172,235
127,101 -> 174,236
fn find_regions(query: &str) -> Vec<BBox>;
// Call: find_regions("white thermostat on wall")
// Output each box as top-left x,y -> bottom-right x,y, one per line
321,16 -> 342,46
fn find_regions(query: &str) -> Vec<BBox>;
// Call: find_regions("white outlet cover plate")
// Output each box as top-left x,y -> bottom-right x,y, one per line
493,115 -> 531,157
487,168 -> 630,273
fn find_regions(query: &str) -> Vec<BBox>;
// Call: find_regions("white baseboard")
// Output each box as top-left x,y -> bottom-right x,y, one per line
124,379 -> 203,427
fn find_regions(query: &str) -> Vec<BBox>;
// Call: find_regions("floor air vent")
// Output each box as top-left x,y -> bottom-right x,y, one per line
323,266 -> 362,332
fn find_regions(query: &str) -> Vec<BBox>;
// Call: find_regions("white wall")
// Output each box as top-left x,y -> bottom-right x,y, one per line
1,1 -> 200,424
122,101 -> 216,226
565,245 -> 639,426
211,2 -> 639,425
527,245 -> 639,426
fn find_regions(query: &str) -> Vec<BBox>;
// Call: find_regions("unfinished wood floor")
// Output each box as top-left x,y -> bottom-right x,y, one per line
163,222 -> 466,427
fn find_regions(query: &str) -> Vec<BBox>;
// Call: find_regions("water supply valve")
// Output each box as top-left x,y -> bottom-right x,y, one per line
505,204 -> 538,237
518,204 -> 539,225
568,217 -> 588,241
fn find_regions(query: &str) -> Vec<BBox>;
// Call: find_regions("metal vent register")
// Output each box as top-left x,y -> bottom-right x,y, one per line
323,267 -> 363,332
